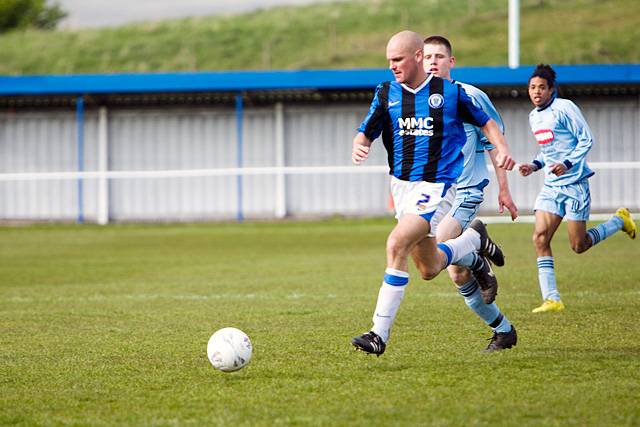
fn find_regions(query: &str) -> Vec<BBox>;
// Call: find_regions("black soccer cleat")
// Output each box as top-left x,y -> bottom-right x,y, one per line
469,219 -> 505,267
472,255 -> 498,304
483,326 -> 518,353
351,331 -> 386,356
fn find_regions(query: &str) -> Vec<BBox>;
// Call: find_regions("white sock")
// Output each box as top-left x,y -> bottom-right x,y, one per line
371,268 -> 408,343
441,228 -> 481,264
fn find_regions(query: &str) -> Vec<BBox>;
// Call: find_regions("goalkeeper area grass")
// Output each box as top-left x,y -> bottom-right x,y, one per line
1,218 -> 638,426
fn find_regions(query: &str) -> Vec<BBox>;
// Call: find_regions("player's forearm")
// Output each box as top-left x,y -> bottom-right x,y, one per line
533,152 -> 545,167
353,132 -> 373,148
489,150 -> 510,190
481,120 -> 508,153
563,136 -> 592,169
481,120 -> 514,170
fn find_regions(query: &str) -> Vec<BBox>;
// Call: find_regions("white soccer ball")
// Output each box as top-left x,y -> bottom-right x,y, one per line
207,327 -> 252,372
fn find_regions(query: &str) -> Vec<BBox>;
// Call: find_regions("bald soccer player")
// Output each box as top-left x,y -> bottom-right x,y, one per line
350,31 -> 514,356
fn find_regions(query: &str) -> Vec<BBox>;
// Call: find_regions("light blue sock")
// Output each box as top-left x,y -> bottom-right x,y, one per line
453,251 -> 479,269
458,279 -> 512,333
587,215 -> 623,247
537,256 -> 560,301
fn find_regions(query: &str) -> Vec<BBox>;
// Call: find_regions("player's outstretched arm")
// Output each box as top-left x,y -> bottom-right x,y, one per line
352,132 -> 373,165
488,149 -> 518,220
480,119 -> 515,170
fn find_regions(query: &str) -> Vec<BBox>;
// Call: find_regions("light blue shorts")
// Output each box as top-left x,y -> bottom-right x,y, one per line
450,182 -> 487,231
534,179 -> 591,221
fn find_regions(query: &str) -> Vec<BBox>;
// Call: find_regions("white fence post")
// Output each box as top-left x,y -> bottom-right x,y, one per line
274,102 -> 286,218
97,106 -> 109,225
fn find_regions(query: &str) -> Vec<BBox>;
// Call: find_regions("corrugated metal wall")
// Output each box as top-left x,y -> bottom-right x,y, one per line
0,111 -> 100,221
1,95 -> 638,222
108,109 -> 239,220
284,105 -> 389,216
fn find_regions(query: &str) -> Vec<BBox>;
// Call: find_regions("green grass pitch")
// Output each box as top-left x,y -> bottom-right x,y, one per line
1,219 -> 639,426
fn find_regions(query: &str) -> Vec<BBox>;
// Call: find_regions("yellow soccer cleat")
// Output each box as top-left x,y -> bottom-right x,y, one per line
532,299 -> 565,313
615,207 -> 637,239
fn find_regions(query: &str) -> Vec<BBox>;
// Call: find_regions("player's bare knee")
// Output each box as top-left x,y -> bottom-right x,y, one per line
385,239 -> 399,259
447,265 -> 470,285
414,260 -> 440,280
571,239 -> 590,254
419,266 -> 440,281
386,236 -> 408,260
532,231 -> 550,251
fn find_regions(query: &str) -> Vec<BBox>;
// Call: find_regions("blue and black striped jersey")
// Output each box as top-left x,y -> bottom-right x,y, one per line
358,74 -> 490,184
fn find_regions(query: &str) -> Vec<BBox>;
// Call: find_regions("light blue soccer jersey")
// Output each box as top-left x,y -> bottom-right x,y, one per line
528,97 -> 594,186
455,82 -> 505,189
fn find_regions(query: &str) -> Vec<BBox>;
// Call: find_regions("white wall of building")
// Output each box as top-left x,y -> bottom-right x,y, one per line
1,95 -> 638,222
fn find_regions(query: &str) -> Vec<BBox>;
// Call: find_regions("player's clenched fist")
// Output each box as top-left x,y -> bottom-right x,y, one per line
549,163 -> 567,176
518,163 -> 536,176
352,144 -> 370,165
496,151 -> 515,171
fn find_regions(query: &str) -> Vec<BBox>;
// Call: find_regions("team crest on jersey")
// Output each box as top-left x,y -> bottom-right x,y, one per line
534,129 -> 554,145
428,94 -> 444,109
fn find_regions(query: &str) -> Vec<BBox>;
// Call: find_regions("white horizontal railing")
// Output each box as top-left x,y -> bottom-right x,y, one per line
0,162 -> 637,224
0,162 -> 638,182
0,165 -> 389,181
